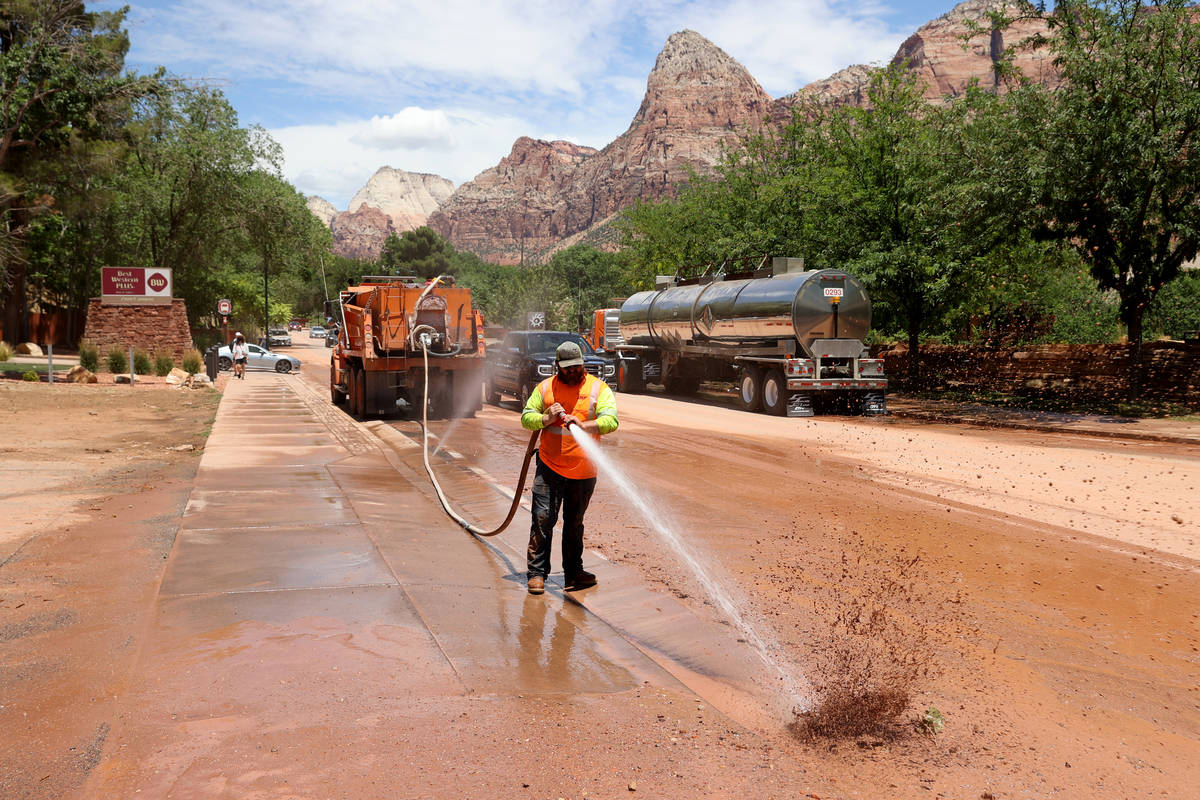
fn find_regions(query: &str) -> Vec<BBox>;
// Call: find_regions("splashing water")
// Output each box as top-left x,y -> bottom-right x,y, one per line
568,424 -> 809,718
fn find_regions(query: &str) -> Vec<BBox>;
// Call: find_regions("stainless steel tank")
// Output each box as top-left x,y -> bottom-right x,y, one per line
619,269 -> 871,355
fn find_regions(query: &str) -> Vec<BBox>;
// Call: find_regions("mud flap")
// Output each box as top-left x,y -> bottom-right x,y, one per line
787,392 -> 814,417
863,391 -> 887,416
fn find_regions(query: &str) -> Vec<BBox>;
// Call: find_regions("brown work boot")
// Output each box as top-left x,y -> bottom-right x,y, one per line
527,575 -> 545,595
564,570 -> 596,591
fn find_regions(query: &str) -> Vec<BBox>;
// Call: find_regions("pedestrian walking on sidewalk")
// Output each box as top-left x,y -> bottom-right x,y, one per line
231,332 -> 248,380
520,341 -> 618,595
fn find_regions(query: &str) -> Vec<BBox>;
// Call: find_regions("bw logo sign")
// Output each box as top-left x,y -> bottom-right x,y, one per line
527,311 -> 546,330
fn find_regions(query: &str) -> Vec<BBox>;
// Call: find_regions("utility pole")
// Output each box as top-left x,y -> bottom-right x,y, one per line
263,252 -> 270,351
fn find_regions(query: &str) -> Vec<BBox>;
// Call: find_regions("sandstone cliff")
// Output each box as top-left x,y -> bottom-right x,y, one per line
329,204 -> 394,262
428,29 -> 771,264
341,0 -> 1057,264
349,167 -> 455,231
306,196 -> 339,227
894,0 -> 1057,101
311,167 -> 455,260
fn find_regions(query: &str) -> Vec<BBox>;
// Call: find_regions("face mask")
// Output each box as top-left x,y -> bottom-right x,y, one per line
558,366 -> 585,385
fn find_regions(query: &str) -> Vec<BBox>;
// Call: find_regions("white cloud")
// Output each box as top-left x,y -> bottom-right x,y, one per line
272,107 -> 534,208
118,0 -> 930,210
640,0 -> 906,95
126,0 -> 631,100
351,108 -> 456,150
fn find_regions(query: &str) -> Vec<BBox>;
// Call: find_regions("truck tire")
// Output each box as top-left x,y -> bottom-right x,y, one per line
331,364 -> 347,405
485,377 -> 501,405
519,376 -> 534,407
762,369 -> 789,416
357,367 -> 369,418
617,359 -> 644,393
351,367 -> 364,418
736,366 -> 763,412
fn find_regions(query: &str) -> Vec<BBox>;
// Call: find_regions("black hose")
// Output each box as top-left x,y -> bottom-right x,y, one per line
416,332 -> 539,537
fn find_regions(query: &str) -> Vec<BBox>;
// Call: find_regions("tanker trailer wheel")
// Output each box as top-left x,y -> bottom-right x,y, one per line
735,366 -> 763,412
762,369 -> 789,416
617,359 -> 644,393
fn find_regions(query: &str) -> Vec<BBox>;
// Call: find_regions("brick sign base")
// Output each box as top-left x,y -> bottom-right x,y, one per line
82,298 -> 195,362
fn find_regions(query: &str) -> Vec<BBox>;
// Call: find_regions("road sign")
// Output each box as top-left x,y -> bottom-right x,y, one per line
101,267 -> 173,305
217,298 -> 232,315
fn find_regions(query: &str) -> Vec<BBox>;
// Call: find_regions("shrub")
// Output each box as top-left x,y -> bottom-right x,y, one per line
0,341 -> 12,361
23,369 -> 39,382
154,351 -> 175,376
181,349 -> 203,374
78,341 -> 98,372
133,349 -> 153,375
106,348 -> 128,374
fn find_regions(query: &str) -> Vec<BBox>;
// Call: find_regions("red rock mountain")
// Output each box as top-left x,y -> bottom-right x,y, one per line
325,0 -> 1053,263
428,29 -> 772,263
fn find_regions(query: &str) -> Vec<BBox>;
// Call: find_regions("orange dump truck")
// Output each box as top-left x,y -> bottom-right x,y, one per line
328,276 -> 484,418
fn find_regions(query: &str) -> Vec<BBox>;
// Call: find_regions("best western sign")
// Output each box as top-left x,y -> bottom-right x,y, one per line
101,267 -> 173,305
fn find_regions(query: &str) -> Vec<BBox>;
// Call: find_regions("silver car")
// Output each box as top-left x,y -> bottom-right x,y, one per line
217,343 -> 301,373
309,325 -> 327,339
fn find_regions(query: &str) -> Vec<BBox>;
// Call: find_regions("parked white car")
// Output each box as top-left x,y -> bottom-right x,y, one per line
217,344 -> 301,373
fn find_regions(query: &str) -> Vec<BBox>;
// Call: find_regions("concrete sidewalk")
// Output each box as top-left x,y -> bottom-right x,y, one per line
82,370 -> 782,797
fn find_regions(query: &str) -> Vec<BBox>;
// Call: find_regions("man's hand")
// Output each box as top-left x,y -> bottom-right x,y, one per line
543,402 -> 567,427
560,414 -> 582,429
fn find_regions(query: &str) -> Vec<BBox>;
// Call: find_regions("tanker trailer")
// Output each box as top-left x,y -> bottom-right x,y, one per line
329,276 -> 485,419
614,258 -> 886,416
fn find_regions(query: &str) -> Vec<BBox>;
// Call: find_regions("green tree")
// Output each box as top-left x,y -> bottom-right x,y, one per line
1,0 -> 149,340
1014,0 -> 1200,390
377,226 -> 454,279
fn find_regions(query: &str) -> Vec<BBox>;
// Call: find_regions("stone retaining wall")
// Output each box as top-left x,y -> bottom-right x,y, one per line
82,299 -> 194,362
875,342 -> 1200,407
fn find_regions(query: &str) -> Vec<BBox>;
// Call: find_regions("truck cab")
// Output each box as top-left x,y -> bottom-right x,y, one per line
485,330 -> 615,406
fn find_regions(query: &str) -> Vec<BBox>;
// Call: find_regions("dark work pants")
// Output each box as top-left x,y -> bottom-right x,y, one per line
527,454 -> 597,580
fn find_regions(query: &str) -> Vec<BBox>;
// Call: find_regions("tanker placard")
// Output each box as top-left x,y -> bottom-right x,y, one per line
101,267 -> 173,305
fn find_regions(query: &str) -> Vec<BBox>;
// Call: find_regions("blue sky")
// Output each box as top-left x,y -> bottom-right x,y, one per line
99,0 -> 961,210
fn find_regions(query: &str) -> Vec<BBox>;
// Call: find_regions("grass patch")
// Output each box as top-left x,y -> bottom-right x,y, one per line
0,361 -> 66,375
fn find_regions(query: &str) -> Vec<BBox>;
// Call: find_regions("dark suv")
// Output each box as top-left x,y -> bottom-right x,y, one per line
484,330 -> 615,405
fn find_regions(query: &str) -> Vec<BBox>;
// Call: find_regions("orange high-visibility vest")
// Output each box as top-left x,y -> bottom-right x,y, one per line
537,373 -> 604,479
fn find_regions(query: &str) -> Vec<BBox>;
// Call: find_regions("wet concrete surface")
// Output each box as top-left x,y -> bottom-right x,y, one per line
9,345 -> 1199,798
80,370 -> 791,798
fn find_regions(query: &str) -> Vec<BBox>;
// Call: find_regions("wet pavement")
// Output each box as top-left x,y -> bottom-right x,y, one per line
81,370 -> 789,796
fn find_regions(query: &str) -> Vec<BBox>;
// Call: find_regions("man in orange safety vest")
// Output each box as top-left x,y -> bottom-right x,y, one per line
520,341 -> 618,595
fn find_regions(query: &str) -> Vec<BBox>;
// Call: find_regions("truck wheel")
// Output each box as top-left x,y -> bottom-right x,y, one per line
331,364 -> 347,405
617,360 -> 643,393
485,377 -> 501,405
355,367 -> 368,418
519,377 -> 534,406
736,366 -> 762,412
762,369 -> 788,416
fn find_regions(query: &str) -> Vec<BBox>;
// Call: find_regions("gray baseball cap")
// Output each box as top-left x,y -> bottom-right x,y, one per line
555,341 -> 585,368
